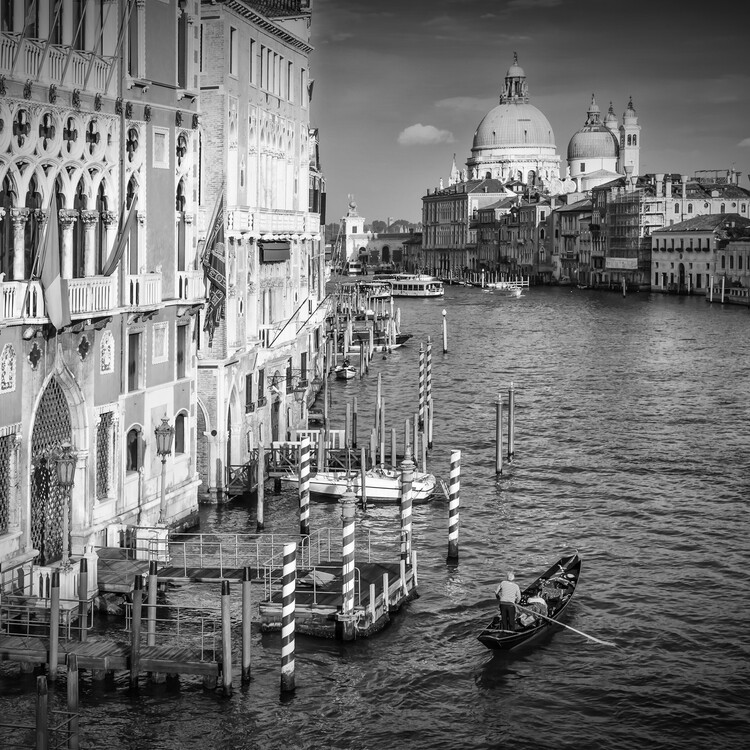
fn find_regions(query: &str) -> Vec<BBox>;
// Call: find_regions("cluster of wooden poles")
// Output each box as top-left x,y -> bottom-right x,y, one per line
1,665 -> 81,750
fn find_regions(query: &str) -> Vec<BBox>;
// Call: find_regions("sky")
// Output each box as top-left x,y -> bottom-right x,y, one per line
309,0 -> 750,224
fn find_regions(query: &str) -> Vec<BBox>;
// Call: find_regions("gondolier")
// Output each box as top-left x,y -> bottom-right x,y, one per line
495,571 -> 521,632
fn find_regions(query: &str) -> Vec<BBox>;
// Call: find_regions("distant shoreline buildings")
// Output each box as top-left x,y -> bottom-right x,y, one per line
408,55 -> 750,295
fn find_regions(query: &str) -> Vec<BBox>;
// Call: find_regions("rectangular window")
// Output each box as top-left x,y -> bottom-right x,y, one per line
300,67 -> 307,108
175,414 -> 186,454
249,39 -> 256,85
177,10 -> 188,88
96,412 -> 113,500
152,127 -> 169,169
127,0 -> 139,76
0,434 -> 13,533
259,45 -> 265,89
229,27 -> 237,76
128,332 -> 141,391
287,61 -> 293,102
199,23 -> 204,72
286,357 -> 293,393
257,369 -> 266,406
152,322 -> 169,363
1,0 -> 14,33
245,374 -> 254,412
49,0 -> 63,45
177,324 -> 188,378
300,352 -> 308,385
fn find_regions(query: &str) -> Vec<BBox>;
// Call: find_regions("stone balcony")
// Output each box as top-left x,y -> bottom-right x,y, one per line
0,34 -> 116,95
177,269 -> 205,302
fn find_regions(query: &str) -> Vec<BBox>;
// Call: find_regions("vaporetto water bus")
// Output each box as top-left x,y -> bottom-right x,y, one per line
374,274 -> 444,298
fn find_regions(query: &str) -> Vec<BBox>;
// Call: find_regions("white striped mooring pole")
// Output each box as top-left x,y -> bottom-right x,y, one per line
442,309 -> 448,353
418,341 -> 425,429
399,449 -> 414,563
447,450 -> 461,561
299,436 -> 310,537
495,392 -> 503,475
280,542 -> 297,693
426,337 -> 432,443
339,483 -> 357,640
507,382 -> 515,460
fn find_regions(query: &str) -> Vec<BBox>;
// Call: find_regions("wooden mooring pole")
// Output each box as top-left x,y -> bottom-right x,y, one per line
495,392 -> 503,475
221,581 -> 232,696
280,543 -> 297,693
77,558 -> 88,643
442,308 -> 448,354
147,559 -> 158,647
352,397 -> 358,448
507,382 -> 516,461
67,653 -> 79,750
242,566 -> 252,682
35,676 -> 48,750
129,575 -> 143,690
447,450 -> 461,561
256,444 -> 265,532
48,570 -> 60,681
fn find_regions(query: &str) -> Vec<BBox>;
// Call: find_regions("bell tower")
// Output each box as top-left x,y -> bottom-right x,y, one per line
619,97 -> 641,176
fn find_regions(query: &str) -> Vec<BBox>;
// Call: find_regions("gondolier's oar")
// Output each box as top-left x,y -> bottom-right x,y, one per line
515,605 -> 616,647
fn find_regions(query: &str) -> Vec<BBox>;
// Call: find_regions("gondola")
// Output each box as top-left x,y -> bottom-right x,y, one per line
478,551 -> 582,651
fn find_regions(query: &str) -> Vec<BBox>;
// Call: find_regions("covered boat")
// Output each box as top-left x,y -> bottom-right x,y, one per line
282,466 -> 437,504
478,551 -> 582,651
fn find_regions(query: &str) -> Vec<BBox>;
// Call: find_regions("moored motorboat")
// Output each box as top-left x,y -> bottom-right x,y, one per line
282,466 -> 437,504
334,364 -> 357,380
477,551 -> 582,651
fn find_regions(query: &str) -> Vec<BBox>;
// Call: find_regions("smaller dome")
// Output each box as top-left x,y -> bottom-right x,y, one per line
567,129 -> 619,161
506,63 -> 525,78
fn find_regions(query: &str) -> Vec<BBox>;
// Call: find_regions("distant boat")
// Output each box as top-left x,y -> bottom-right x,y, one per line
282,467 -> 438,504
334,364 -> 357,380
374,274 -> 444,298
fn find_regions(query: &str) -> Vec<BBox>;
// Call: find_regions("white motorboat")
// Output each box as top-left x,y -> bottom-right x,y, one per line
334,364 -> 357,380
282,467 -> 437,504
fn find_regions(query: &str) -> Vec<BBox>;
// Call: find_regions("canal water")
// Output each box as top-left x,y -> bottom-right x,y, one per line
2,285 -> 749,749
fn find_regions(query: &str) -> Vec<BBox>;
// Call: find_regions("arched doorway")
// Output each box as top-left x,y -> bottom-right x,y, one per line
678,262 -> 686,289
30,378 -> 72,565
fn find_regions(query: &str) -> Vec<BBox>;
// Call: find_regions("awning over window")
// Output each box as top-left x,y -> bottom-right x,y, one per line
260,240 -> 291,262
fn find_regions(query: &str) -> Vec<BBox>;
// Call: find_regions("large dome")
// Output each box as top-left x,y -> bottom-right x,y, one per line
473,103 -> 556,149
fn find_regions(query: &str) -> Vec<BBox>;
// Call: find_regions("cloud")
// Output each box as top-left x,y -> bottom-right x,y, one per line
435,96 -> 497,114
398,124 -> 455,146
739,138 -> 750,148
507,0 -> 563,8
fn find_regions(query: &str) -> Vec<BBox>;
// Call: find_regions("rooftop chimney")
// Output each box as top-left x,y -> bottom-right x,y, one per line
656,173 -> 664,196
681,175 -> 689,199
665,175 -> 672,198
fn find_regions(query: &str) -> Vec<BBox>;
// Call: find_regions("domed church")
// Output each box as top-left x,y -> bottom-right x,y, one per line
467,54 -> 560,188
567,96 -> 641,191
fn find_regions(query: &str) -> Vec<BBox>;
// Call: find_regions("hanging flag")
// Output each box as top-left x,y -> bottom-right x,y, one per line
102,194 -> 139,276
40,198 -> 71,330
201,189 -> 226,343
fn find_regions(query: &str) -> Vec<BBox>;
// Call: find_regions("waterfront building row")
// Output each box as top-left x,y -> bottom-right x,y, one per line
0,0 -> 325,592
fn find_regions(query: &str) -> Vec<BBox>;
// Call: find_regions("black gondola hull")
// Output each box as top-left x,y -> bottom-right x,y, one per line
478,552 -> 582,651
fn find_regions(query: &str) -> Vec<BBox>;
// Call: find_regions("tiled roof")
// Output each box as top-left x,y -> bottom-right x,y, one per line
651,213 -> 750,233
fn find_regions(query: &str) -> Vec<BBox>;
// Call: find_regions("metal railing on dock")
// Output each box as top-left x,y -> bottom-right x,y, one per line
166,532 -> 316,578
124,600 -> 220,664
